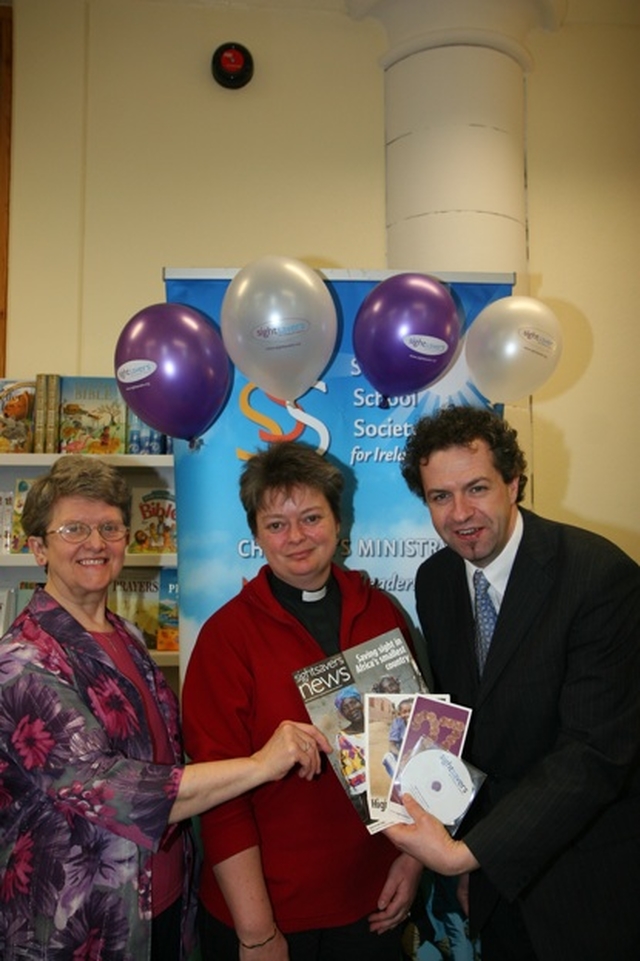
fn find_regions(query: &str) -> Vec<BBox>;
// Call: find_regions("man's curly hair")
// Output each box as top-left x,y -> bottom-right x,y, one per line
401,406 -> 528,504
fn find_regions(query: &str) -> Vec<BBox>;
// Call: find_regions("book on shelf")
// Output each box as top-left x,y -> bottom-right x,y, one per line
125,408 -> 167,455
33,373 -> 61,454
34,373 -> 48,453
0,587 -> 17,635
16,580 -> 46,615
108,567 -> 179,651
156,568 -> 179,651
108,567 -> 162,649
127,487 -> 177,555
10,477 -> 35,554
292,628 -> 428,830
0,374 -> 177,455
45,374 -> 61,454
58,376 -> 127,455
0,379 -> 37,453
0,488 -> 13,553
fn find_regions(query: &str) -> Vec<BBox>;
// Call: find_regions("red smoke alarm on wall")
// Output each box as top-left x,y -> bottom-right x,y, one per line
211,43 -> 254,89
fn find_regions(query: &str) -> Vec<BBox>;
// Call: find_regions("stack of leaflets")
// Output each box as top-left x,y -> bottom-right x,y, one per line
383,694 -> 485,835
293,629 -> 427,828
293,632 -> 484,834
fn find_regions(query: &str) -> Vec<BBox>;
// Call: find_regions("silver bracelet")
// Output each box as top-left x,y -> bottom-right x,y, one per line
239,925 -> 278,950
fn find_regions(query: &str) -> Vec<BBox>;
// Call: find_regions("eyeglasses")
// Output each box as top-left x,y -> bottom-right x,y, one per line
44,522 -> 129,544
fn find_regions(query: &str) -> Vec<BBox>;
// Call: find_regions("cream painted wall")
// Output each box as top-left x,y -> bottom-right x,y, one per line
7,0 -> 640,560
525,9 -> 640,559
8,0 -> 387,372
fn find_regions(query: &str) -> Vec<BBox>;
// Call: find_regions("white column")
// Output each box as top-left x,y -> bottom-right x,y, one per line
347,0 -> 566,279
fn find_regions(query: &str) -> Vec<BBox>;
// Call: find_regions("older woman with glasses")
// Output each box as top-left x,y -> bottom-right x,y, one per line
0,455 -> 329,961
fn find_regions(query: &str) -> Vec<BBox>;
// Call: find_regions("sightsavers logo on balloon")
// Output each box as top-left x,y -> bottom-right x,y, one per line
403,334 -> 449,357
117,360 -> 158,383
518,327 -> 558,358
252,319 -> 309,342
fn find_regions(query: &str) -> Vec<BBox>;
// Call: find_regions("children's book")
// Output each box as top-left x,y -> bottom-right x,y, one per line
156,568 -> 179,651
108,568 -> 161,649
0,379 -> 36,453
127,487 -> 177,555
10,478 -> 35,553
58,376 -> 127,454
292,629 -> 428,829
0,488 -> 13,553
125,408 -> 167,455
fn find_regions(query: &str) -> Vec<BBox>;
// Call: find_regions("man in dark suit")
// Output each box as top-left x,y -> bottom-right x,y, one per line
385,405 -> 640,961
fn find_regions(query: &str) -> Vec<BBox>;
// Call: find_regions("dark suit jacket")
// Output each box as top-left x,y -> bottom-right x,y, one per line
415,509 -> 640,961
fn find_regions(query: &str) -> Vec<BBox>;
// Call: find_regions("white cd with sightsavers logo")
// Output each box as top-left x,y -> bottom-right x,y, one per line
400,749 -> 473,825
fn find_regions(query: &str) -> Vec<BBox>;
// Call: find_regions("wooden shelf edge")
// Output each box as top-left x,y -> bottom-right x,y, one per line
0,553 -> 177,568
0,453 -> 173,468
151,650 -> 179,667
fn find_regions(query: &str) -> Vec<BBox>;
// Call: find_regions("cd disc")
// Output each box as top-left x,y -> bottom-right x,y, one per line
400,749 -> 473,824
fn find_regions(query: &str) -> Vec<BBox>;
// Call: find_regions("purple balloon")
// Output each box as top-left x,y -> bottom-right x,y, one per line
353,274 -> 461,401
114,302 -> 231,440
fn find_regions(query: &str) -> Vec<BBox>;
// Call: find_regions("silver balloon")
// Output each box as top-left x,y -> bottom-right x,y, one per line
465,296 -> 563,402
221,256 -> 338,402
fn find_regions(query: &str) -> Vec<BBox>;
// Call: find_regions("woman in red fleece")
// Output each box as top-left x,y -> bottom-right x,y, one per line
182,441 -> 423,961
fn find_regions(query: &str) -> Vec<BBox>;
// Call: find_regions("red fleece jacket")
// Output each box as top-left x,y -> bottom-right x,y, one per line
182,563 -> 416,932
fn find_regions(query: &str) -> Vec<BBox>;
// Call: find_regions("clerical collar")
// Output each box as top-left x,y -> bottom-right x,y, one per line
302,585 -> 327,602
268,571 -> 332,604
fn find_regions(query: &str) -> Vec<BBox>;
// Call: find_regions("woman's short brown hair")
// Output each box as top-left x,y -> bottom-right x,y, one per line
239,442 -> 344,536
21,455 -> 131,538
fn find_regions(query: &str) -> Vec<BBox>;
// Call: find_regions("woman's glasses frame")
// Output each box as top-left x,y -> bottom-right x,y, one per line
43,522 -> 129,544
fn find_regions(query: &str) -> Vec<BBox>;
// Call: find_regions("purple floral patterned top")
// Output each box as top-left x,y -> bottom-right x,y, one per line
0,587 -> 195,960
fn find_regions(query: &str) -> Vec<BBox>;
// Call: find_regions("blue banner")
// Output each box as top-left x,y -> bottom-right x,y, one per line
164,269 -> 512,673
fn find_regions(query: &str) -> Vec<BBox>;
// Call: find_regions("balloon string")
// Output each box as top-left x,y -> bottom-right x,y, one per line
189,437 -> 203,451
